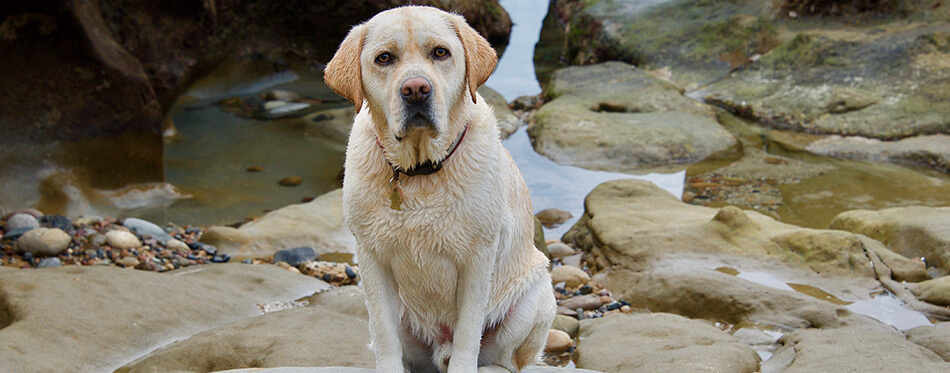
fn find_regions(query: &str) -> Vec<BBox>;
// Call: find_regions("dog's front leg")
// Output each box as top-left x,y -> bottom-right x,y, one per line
446,245 -> 496,372
360,250 -> 406,372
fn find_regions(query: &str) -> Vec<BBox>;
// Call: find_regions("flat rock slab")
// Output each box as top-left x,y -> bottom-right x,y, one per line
762,327 -> 950,372
201,189 -> 355,261
529,62 -> 739,173
0,264 -> 330,372
906,322 -> 950,362
807,134 -> 950,174
575,313 -> 760,372
215,367 -> 603,373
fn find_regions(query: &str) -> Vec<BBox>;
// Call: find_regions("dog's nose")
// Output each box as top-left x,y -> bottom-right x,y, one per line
401,77 -> 431,104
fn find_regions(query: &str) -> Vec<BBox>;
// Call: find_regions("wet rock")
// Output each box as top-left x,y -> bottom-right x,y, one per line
551,265 -> 590,288
118,256 -> 141,268
36,257 -> 62,268
273,247 -> 318,267
908,276 -> 950,306
16,228 -> 71,256
5,213 -> 39,231
534,216 -> 549,258
558,295 -> 603,311
762,327 -> 950,372
807,135 -> 950,174
478,86 -> 521,138
123,218 -> 173,244
0,264 -> 330,372
105,230 -> 141,250
536,208 -> 573,228
547,242 -> 575,259
200,189 -> 355,260
552,314 -> 581,338
299,286 -> 369,321
530,62 -> 739,173
545,329 -> 573,353
906,323 -> 950,362
279,176 -> 303,187
575,313 -> 761,372
165,238 -> 190,253
831,206 -> 950,273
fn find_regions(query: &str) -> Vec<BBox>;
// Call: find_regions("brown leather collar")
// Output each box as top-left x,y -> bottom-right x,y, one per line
376,125 -> 467,177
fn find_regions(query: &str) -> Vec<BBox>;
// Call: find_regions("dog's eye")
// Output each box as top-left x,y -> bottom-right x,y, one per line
432,47 -> 450,59
375,52 -> 393,65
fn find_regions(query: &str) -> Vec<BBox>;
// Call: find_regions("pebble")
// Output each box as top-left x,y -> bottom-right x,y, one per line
279,176 -> 303,186
36,257 -> 62,268
550,265 -> 590,288
16,228 -> 72,256
273,247 -> 318,267
621,305 -> 632,313
41,215 -> 73,233
105,230 -> 141,250
556,306 -> 578,317
2,226 -> 34,241
123,217 -> 173,244
544,329 -> 573,353
300,261 -> 359,286
165,238 -> 190,252
118,256 -> 140,268
551,314 -> 581,338
547,242 -> 575,259
5,213 -> 39,231
558,295 -> 603,311
73,216 -> 103,226
1,208 -> 43,220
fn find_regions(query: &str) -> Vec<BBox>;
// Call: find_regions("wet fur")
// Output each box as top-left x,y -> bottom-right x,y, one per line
324,6 -> 555,373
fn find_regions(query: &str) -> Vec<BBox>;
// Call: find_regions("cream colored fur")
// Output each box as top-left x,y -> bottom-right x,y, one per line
324,6 -> 555,373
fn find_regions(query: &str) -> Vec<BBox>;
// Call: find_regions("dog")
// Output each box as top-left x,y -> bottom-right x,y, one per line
323,6 -> 555,373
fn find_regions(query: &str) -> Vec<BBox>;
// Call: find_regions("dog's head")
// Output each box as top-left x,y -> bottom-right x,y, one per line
324,6 -> 497,169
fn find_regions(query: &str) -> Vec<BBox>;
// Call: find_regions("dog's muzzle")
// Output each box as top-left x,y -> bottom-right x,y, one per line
398,77 -> 436,139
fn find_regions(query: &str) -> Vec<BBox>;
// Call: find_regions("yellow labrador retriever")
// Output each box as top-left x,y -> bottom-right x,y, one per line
324,6 -> 555,373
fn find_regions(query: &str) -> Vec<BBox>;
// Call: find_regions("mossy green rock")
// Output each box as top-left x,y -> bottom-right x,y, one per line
529,62 -> 739,173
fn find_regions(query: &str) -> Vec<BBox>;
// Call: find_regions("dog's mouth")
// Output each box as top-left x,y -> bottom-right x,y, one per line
396,107 -> 438,142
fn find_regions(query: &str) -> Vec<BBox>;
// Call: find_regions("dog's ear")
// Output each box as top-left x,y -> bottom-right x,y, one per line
325,24 -> 367,113
451,15 -> 498,104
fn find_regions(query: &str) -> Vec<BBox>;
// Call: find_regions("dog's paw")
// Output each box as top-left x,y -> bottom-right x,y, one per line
433,341 -> 453,372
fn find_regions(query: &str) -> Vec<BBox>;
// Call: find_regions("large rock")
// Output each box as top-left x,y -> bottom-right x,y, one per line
529,62 -> 739,173
906,322 -> 950,362
761,327 -> 950,372
118,305 -> 375,372
831,206 -> 950,272
0,264 -> 330,372
201,189 -> 355,260
479,86 -> 521,138
574,313 -> 761,372
908,276 -> 950,306
550,0 -> 780,88
705,24 -> 950,140
807,135 -> 950,174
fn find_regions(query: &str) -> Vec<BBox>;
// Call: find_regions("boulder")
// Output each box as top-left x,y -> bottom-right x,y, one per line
529,62 -> 739,173
479,86 -> 521,138
761,327 -> 950,372
0,264 -> 330,372
201,189 -> 355,260
906,322 -> 950,362
575,313 -> 761,372
831,206 -> 950,272
908,276 -> 950,306
807,135 -> 950,174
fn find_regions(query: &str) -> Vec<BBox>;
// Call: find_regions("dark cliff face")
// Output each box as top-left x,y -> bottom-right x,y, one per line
0,0 -> 510,212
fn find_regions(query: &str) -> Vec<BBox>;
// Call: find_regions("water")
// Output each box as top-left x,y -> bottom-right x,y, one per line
484,0 -> 548,101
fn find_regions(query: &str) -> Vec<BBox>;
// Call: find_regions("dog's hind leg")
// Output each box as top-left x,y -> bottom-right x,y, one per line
479,274 -> 556,371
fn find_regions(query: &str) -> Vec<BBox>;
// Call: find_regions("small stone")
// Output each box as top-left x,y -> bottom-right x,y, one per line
279,176 -> 303,186
2,208 -> 43,220
547,242 -> 575,259
105,230 -> 141,250
551,314 -> 581,338
265,89 -> 301,101
165,238 -> 190,252
578,284 -> 593,295
263,100 -> 289,110
5,213 -> 39,231
599,295 -> 612,304
620,305 -> 632,314
345,266 -> 357,279
211,254 -> 230,263
556,306 -> 578,317
201,245 -> 218,256
273,247 -> 318,267
561,253 -> 583,269
550,265 -> 590,288
536,208 -> 573,228
2,226 -> 34,241
41,215 -> 73,232
545,329 -> 573,353
118,256 -> 140,268
89,233 -> 107,246
558,295 -> 603,311
123,217 -> 173,244
16,228 -> 72,256
36,257 -> 62,268
247,166 -> 263,172
74,216 -> 103,226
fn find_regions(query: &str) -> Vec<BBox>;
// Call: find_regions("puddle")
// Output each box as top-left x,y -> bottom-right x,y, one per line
484,0 -> 547,100
786,283 -> 852,306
